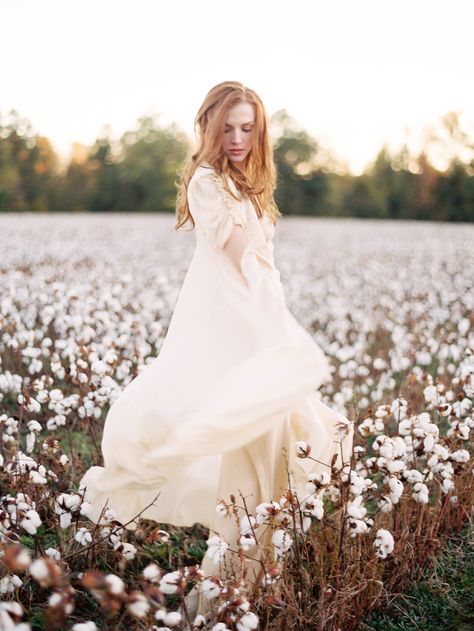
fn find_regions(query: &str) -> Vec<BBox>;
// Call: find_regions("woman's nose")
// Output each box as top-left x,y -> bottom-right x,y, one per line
231,130 -> 242,144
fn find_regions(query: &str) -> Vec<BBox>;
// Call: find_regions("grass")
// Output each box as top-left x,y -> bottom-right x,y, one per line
360,526 -> 474,631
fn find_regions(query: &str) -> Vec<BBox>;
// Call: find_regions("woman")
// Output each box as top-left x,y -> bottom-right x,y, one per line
79,81 -> 353,620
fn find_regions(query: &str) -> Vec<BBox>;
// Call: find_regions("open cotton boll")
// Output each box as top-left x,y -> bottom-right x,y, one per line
373,528 -> 395,558
271,529 -> 293,559
204,535 -> 229,565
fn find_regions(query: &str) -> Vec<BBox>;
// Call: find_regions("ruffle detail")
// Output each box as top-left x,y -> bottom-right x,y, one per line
188,170 -> 248,251
208,170 -> 248,228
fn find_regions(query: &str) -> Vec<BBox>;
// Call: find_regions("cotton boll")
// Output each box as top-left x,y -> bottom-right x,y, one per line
434,444 -> 450,460
26,397 -> 41,413
441,478 -> 455,494
79,501 -> 92,517
59,513 -> 72,529
114,542 -> 137,560
271,529 -> 292,559
346,496 -> 366,520
422,434 -> 435,452
378,495 -> 393,513
306,471 -> 331,493
200,578 -> 222,600
295,441 -> 311,457
142,563 -> 161,582
349,471 -> 367,495
423,385 -> 439,404
29,469 -> 47,484
453,397 -> 472,417
398,419 -> 412,435
27,420 -> 42,433
193,614 -> 207,628
298,515 -> 312,532
45,548 -> 61,560
255,501 -> 281,524
450,449 -> 470,463
302,496 -> 324,520
347,518 -> 370,537
20,509 -> 42,534
105,574 -> 125,595
163,610 -> 182,626
127,592 -> 150,618
387,459 -> 406,474
216,500 -> 230,518
29,559 -> 49,582
412,482 -> 429,503
358,418 -> 376,436
205,535 -> 229,565
388,477 -> 404,503
373,528 -> 394,558
404,469 -> 423,484
239,531 -> 258,551
0,573 -> 23,594
239,514 -> 257,534
159,571 -> 182,595
236,611 -> 259,631
75,527 -> 93,546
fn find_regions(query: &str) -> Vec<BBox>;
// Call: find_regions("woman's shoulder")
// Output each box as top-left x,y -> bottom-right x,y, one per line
189,163 -> 232,195
188,163 -> 217,193
192,162 -> 216,180
188,164 -> 247,223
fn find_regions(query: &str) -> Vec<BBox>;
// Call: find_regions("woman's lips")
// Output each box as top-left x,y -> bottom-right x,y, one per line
230,149 -> 244,154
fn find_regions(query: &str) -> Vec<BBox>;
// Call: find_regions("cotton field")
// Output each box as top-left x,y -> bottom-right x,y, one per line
0,213 -> 473,631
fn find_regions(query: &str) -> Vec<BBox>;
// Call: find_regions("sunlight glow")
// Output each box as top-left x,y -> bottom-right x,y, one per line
1,0 -> 473,175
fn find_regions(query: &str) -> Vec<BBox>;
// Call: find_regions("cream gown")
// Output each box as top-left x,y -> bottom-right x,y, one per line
79,163 -> 353,595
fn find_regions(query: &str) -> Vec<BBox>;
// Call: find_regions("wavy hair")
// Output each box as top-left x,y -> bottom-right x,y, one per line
175,81 -> 281,232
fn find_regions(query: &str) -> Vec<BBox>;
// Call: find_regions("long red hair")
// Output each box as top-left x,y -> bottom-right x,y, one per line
175,81 -> 281,231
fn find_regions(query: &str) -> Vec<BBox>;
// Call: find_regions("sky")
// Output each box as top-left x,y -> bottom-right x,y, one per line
1,0 -> 473,174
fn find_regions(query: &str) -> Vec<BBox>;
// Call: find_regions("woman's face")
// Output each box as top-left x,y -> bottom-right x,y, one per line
222,101 -> 255,164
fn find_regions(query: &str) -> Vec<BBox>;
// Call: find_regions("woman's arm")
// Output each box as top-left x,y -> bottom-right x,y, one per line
223,224 -> 250,275
188,169 -> 251,278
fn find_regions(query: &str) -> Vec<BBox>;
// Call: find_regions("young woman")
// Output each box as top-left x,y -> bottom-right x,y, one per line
79,81 -> 353,621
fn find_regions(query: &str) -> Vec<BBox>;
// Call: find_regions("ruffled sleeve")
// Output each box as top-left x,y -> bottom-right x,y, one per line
187,167 -> 286,304
187,169 -> 248,250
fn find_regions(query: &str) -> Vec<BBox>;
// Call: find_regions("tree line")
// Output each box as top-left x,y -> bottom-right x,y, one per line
0,108 -> 472,221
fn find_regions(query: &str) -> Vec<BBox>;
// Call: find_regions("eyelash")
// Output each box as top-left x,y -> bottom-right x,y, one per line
225,129 -> 253,133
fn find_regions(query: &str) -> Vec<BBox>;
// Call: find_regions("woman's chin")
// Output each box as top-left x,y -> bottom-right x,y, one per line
227,152 -> 247,163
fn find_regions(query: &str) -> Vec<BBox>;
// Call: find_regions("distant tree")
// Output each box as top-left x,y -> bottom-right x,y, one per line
87,134 -> 121,212
413,152 -> 442,221
51,116 -> 189,212
1,107 -> 472,221
0,109 -> 58,211
436,159 -> 474,222
342,175 -> 378,218
116,115 -> 189,212
271,109 -> 329,216
50,151 -> 95,212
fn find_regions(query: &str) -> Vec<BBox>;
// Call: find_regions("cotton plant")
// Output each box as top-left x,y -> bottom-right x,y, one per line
0,537 -> 226,630
0,218 -> 473,629
0,601 -> 31,631
0,492 -> 42,538
207,450 -> 332,571
290,374 -> 473,555
55,492 -> 83,529
373,529 -> 395,559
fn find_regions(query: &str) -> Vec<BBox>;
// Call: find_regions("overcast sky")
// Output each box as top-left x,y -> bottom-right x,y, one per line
1,0 -> 473,174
